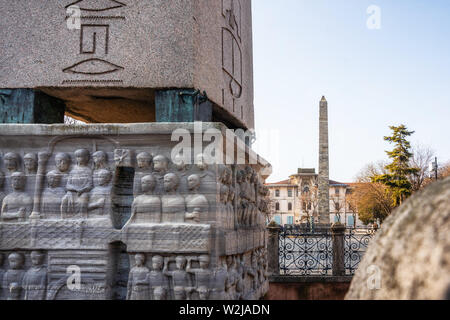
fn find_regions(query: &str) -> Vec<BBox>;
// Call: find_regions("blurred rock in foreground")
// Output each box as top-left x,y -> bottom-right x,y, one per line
346,177 -> 450,300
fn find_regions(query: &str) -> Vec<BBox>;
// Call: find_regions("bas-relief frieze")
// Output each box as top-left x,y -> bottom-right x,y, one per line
123,247 -> 268,301
0,126 -> 270,300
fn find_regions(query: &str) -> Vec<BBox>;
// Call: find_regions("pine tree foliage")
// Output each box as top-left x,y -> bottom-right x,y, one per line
372,125 -> 419,206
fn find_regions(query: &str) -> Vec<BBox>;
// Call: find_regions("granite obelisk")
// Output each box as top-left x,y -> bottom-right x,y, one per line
318,96 -> 330,224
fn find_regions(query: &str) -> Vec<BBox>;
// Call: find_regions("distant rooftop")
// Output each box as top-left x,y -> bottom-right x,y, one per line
267,179 -> 292,186
297,168 -> 316,174
266,178 -> 352,187
329,180 -> 349,186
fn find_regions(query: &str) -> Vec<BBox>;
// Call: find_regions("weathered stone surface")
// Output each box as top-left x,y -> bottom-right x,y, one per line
346,177 -> 450,300
0,123 -> 271,300
318,96 -> 330,224
0,0 -> 254,128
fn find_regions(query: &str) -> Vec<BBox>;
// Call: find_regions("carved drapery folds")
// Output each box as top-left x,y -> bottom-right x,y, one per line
0,123 -> 271,300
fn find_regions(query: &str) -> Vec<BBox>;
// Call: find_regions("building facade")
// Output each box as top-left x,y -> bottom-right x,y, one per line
266,168 -> 365,227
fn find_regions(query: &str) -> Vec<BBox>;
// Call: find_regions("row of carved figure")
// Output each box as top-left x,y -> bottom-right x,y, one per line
0,150 -> 212,223
0,247 -> 268,300
0,150 -> 114,221
0,150 -> 270,229
218,165 -> 270,229
0,251 -> 47,300
127,248 -> 268,300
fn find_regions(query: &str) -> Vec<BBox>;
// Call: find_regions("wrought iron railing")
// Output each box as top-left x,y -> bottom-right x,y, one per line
279,225 -> 332,276
278,225 -> 375,276
344,227 -> 374,275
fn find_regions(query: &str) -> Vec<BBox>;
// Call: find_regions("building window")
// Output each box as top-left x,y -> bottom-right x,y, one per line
288,189 -> 292,197
335,188 -> 339,195
275,189 -> 280,197
275,202 -> 280,211
348,215 -> 355,227
288,202 -> 292,211
287,216 -> 294,225
274,216 -> 282,225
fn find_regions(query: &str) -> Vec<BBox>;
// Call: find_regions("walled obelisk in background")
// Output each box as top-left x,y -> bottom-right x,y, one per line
318,96 -> 330,224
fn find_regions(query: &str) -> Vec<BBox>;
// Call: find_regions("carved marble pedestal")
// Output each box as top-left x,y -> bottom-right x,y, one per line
0,123 -> 271,300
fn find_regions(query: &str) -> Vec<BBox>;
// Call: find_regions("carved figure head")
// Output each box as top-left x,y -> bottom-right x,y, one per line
226,255 -> 234,267
163,173 -> 179,192
93,151 -> 107,170
153,155 -> 169,173
152,255 -> 163,270
74,149 -> 90,166
136,152 -> 152,170
8,252 -> 24,270
55,153 -> 71,173
47,170 -> 62,188
173,154 -> 188,171
11,172 -> 26,191
228,186 -> 235,202
94,169 -> 112,187
175,256 -> 186,270
135,253 -> 145,267
251,252 -> 257,266
4,152 -> 19,172
199,255 -> 210,269
30,251 -> 45,267
141,175 -> 156,193
225,167 -> 232,185
236,170 -> 245,184
245,166 -> 253,180
251,172 -> 258,184
23,153 -> 37,173
187,174 -> 201,191
195,153 -> 208,171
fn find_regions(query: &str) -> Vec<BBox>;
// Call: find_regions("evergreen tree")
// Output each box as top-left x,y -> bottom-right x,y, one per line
372,125 -> 419,206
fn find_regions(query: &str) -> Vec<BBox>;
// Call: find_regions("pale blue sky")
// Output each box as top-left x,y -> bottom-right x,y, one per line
252,0 -> 450,183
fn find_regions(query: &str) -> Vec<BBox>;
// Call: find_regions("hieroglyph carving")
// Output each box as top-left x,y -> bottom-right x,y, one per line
63,0 -> 126,84
222,0 -> 243,115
